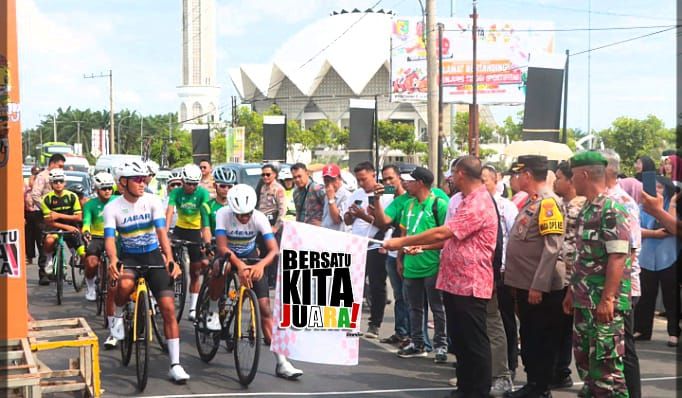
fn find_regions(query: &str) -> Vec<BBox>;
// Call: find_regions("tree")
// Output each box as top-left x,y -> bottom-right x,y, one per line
599,115 -> 675,175
378,120 -> 427,155
451,111 -> 495,152
496,112 -> 523,143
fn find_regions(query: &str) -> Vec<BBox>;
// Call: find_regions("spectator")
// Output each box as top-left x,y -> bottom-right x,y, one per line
564,151 -> 631,397
634,155 -> 656,182
258,164 -> 287,233
640,189 -> 680,236
344,161 -> 392,339
199,159 -> 216,198
618,178 -> 642,205
319,163 -> 350,231
24,167 -> 43,266
385,156 -> 497,398
552,161 -> 585,389
30,154 -> 65,285
278,168 -> 297,222
602,149 -> 642,397
291,163 -> 325,226
503,155 -> 565,398
634,175 -> 680,347
507,162 -> 529,211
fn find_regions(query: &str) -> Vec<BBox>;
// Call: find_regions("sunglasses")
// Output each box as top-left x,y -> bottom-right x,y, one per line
169,183 -> 182,189
236,212 -> 253,218
217,183 -> 232,189
128,176 -> 147,184
184,182 -> 198,187
200,166 -> 208,170
51,180 -> 65,184
261,173 -> 272,177
99,187 -> 113,191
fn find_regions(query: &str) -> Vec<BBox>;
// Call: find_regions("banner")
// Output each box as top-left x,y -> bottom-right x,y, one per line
391,18 -> 555,104
90,128 -> 108,157
271,221 -> 368,365
225,127 -> 245,163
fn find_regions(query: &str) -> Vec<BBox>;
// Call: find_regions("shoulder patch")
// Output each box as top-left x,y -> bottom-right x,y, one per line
538,198 -> 564,235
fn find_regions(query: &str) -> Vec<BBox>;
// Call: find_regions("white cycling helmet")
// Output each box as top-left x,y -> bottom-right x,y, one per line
145,160 -> 159,176
49,168 -> 65,182
181,164 -> 202,183
278,168 -> 293,180
226,184 -> 257,214
167,170 -> 183,184
213,167 -> 237,185
116,160 -> 148,179
93,172 -> 115,189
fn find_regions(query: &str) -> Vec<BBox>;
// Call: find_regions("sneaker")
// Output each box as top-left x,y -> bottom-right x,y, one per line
399,338 -> 412,349
490,376 -> 513,396
448,376 -> 458,387
109,316 -> 125,340
103,335 -> 118,350
39,273 -> 50,286
397,343 -> 427,358
168,364 -> 190,383
85,285 -> 97,302
44,261 -> 54,275
206,312 -> 221,331
380,334 -> 408,345
549,375 -> 573,389
364,326 -> 379,339
434,346 -> 448,363
668,336 -> 679,347
275,360 -> 303,380
188,309 -> 196,321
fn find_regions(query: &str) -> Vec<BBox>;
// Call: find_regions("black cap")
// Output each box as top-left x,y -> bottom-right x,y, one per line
510,155 -> 548,173
401,166 -> 434,186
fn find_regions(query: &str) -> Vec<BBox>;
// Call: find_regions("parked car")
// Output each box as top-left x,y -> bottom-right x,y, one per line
64,171 -> 94,198
214,163 -> 268,189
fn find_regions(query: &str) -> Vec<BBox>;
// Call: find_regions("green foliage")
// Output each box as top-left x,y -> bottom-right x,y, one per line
451,111 -> 495,152
236,106 -> 264,162
598,115 -> 675,175
497,112 -> 523,143
378,120 -> 426,155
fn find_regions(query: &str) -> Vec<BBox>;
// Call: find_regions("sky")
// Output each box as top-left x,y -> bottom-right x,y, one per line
16,0 -> 678,133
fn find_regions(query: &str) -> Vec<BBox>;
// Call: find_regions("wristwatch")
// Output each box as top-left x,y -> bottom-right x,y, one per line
328,199 -> 336,205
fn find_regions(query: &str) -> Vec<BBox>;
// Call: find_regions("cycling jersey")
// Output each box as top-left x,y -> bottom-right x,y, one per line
40,190 -> 82,227
167,186 -> 210,230
103,193 -> 166,254
214,207 -> 274,257
201,198 -> 226,233
82,197 -> 111,237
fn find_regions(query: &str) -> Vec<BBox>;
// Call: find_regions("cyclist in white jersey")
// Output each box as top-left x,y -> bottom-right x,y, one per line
103,160 -> 190,383
213,184 -> 303,380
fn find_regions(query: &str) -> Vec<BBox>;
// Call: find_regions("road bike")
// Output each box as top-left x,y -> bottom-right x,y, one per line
170,238 -> 198,323
42,230 -> 84,305
93,242 -> 109,327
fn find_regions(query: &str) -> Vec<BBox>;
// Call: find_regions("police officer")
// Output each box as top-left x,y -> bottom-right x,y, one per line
504,155 -> 565,398
563,151 -> 631,398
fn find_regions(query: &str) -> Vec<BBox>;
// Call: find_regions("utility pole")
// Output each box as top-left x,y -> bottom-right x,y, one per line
84,70 -> 114,153
425,0 -> 438,172
469,1 -> 479,157
140,116 -> 144,156
52,114 -> 57,141
437,22 -> 445,186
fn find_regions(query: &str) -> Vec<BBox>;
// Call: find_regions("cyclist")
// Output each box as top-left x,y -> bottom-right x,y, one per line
164,170 -> 183,231
40,168 -> 85,278
81,172 -> 115,303
103,160 -> 189,383
201,167 -> 236,234
165,164 -> 211,321
213,184 -> 303,380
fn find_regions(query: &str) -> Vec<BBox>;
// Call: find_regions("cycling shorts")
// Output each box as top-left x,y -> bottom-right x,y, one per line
120,249 -> 174,298
173,227 -> 205,263
241,249 -> 269,300
85,237 -> 105,257
48,232 -> 85,257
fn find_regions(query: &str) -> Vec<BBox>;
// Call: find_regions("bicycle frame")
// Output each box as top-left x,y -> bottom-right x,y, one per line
236,285 -> 257,341
132,277 -> 153,344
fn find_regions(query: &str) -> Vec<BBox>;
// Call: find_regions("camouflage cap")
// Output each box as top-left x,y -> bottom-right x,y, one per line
569,151 -> 607,168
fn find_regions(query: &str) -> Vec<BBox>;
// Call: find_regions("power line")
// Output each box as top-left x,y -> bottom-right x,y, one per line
443,24 -> 681,33
570,26 -> 678,56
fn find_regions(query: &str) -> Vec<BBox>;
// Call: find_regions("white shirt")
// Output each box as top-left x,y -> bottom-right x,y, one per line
214,207 -> 273,257
348,188 -> 393,250
494,194 -> 519,271
321,185 -> 351,232
103,193 -> 165,254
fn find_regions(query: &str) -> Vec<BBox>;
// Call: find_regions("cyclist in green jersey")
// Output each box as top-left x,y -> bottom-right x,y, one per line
41,168 -> 85,277
201,167 -> 236,234
82,172 -> 115,303
165,164 -> 211,321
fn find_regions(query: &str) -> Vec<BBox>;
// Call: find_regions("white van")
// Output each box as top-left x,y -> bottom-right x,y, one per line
94,154 -> 143,174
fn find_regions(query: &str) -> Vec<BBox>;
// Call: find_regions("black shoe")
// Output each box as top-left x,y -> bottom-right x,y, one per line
39,274 -> 50,286
549,375 -> 573,389
633,332 -> 651,341
380,334 -> 408,345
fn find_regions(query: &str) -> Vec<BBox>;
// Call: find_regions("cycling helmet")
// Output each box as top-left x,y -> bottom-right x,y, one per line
116,160 -> 148,178
146,160 -> 159,176
167,170 -> 183,184
213,167 -> 237,185
226,184 -> 257,214
278,168 -> 293,180
181,164 -> 202,183
49,168 -> 65,182
93,172 -> 115,189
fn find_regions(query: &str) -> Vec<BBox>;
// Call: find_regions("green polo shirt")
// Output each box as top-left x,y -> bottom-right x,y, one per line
399,193 -> 448,279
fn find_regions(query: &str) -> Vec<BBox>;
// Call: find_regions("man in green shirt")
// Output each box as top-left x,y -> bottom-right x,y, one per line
166,164 -> 212,321
201,167 -> 236,234
82,172 -> 115,303
374,167 -> 449,361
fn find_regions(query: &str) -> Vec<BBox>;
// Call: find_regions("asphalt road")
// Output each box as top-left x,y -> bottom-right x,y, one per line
26,261 -> 680,398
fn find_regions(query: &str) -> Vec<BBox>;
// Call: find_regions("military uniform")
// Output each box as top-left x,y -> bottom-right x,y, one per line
570,152 -> 631,398
504,155 -> 566,397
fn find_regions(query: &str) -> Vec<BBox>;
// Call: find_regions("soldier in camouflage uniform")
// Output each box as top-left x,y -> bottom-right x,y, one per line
564,151 -> 631,398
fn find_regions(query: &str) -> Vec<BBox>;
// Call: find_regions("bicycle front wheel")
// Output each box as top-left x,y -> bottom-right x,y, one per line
71,252 -> 86,292
151,295 -> 167,352
233,288 -> 261,386
135,290 -> 150,392
173,259 -> 188,323
55,246 -> 64,305
120,303 -> 134,367
98,260 -> 109,327
194,280 -> 220,362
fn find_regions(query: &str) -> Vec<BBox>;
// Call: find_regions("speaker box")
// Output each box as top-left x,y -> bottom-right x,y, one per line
263,115 -> 287,162
349,99 -> 376,170
191,128 -> 211,165
522,66 -> 564,142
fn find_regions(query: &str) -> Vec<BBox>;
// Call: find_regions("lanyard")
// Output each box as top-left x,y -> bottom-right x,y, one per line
406,195 -> 432,234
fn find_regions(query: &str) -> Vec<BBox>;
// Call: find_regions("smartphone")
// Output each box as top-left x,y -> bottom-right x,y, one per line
354,199 -> 363,206
368,196 -> 376,206
642,171 -> 657,197
384,185 -> 396,195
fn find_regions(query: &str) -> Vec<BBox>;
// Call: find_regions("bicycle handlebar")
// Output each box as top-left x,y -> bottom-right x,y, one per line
116,261 -> 176,273
170,238 -> 204,246
42,230 -> 80,236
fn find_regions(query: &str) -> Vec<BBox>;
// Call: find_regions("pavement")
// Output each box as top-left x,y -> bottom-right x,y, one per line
25,259 -> 681,398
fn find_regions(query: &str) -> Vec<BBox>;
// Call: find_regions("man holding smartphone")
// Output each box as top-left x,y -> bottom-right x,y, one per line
321,163 -> 350,231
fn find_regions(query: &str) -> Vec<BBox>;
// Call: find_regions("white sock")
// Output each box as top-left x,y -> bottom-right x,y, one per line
274,352 -> 287,365
189,293 -> 199,311
45,254 -> 53,268
86,277 -> 96,289
167,338 -> 180,365
114,306 -> 124,317
107,316 -> 115,329
208,300 -> 218,313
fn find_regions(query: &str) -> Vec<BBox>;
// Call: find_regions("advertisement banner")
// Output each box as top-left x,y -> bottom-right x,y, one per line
90,128 -> 108,157
391,18 -> 555,104
225,127 -> 245,163
271,222 -> 368,365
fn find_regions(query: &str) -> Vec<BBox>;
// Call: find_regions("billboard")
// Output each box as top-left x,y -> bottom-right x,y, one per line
390,18 -> 555,105
90,128 -> 109,157
226,127 -> 245,163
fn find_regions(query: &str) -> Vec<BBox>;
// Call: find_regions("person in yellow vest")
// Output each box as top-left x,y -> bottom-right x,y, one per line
278,168 -> 297,222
